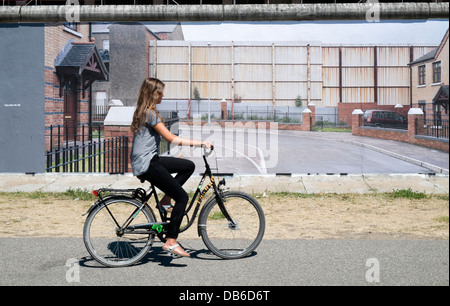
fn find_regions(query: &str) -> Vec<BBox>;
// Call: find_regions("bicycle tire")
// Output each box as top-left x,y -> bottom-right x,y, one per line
199,191 -> 265,259
83,197 -> 155,267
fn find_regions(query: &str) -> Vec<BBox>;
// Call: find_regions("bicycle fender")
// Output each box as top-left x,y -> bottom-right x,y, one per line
82,199 -> 104,217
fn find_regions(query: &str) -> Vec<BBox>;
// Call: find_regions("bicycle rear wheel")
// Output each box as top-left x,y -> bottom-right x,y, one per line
199,191 -> 265,259
83,197 -> 155,267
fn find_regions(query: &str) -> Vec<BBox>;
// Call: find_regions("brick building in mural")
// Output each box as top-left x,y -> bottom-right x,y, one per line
409,29 -> 449,122
0,23 -> 106,172
90,22 -> 184,112
0,21 -> 180,173
45,23 -> 108,151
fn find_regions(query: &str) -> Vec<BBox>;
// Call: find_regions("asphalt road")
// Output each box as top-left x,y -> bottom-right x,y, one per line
178,126 -> 449,175
1,238 -> 448,286
1,128 -> 448,287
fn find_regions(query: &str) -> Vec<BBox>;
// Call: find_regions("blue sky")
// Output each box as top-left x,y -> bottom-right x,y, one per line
181,20 -> 449,45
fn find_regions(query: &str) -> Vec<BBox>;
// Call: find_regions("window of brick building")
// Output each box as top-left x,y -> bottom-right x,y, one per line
418,65 -> 426,85
64,22 -> 78,32
433,61 -> 441,84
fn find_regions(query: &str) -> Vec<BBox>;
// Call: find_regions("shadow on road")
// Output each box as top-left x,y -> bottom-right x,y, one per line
78,243 -> 258,269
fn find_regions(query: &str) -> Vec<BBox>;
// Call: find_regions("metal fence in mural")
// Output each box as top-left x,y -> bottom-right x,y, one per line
45,114 -> 179,173
419,119 -> 449,140
45,124 -> 128,174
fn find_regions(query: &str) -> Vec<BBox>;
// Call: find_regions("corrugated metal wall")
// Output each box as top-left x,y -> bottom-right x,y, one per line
150,41 -> 436,107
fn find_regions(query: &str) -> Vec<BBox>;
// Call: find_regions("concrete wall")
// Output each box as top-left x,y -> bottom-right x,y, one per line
109,23 -> 158,103
2,3 -> 448,23
0,24 -> 45,173
1,173 -> 448,195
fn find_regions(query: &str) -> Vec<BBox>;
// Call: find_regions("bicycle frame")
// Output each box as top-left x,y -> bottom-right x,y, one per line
86,147 -> 235,239
152,151 -> 235,235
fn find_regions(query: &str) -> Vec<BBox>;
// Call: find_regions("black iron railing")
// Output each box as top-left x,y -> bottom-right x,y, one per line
45,124 -> 128,174
419,119 -> 449,140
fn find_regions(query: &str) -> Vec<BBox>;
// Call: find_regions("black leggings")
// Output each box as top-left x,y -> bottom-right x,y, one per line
138,155 -> 195,239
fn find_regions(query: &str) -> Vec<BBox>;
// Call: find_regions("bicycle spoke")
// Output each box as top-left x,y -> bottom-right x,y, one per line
84,198 -> 155,267
101,207 -> 119,231
200,191 -> 265,259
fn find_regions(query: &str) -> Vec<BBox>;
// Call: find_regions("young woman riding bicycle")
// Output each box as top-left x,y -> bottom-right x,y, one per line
130,77 -> 211,258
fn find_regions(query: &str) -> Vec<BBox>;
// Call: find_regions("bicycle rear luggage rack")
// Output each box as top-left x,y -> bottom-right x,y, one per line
93,187 -> 147,202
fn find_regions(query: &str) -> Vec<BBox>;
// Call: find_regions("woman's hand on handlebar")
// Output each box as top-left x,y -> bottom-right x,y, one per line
201,141 -> 213,149
202,142 -> 214,157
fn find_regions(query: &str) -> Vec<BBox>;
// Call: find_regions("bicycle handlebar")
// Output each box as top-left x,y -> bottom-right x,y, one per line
203,145 -> 214,157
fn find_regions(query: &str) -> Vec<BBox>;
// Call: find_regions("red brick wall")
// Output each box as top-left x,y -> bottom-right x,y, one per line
44,66 -> 63,128
352,112 -> 449,152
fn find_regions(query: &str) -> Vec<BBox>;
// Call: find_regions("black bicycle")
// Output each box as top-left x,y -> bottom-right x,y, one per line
83,146 -> 266,267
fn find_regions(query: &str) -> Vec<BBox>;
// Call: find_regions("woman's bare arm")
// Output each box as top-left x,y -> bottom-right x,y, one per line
153,122 -> 211,148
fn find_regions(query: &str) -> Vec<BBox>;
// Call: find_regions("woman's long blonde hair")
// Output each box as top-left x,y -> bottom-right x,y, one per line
131,78 -> 165,134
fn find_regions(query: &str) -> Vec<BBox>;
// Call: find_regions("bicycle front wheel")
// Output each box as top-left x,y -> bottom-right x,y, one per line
199,191 -> 265,259
83,197 -> 155,267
